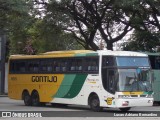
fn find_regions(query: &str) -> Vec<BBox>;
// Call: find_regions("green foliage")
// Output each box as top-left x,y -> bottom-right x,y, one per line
121,0 -> 160,52
0,0 -> 34,55
2,0 -> 160,55
29,19 -> 83,53
44,0 -> 135,50
123,30 -> 160,52
0,0 -> 30,29
1,0 -> 82,56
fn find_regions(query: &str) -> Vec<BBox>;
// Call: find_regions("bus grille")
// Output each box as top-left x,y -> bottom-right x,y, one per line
140,95 -> 147,97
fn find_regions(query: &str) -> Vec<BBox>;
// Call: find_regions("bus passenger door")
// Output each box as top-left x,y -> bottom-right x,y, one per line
102,68 -> 117,94
107,69 -> 116,94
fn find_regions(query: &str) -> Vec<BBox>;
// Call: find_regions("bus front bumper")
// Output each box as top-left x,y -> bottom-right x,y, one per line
116,98 -> 154,108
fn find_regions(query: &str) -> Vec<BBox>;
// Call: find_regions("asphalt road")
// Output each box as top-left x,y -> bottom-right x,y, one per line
0,96 -> 160,120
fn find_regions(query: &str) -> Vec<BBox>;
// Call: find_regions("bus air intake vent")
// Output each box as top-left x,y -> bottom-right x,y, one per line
131,95 -> 138,97
140,95 -> 147,97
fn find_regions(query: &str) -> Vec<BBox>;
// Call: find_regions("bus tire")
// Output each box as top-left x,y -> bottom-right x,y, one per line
89,94 -> 102,112
119,107 -> 131,112
22,91 -> 32,106
31,91 -> 40,106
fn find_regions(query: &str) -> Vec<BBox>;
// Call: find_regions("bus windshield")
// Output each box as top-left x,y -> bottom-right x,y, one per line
118,69 -> 152,92
116,57 -> 150,67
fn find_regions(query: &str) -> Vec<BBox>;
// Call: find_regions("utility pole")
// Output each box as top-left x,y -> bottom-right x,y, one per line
0,30 -> 6,94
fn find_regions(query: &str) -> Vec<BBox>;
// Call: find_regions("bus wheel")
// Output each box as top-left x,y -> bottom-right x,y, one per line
31,91 -> 40,106
22,91 -> 32,106
89,95 -> 102,112
119,107 -> 131,112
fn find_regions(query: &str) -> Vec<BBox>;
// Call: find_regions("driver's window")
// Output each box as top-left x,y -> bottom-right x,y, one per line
107,70 -> 116,94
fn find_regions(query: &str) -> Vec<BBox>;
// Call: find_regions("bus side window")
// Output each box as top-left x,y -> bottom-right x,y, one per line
155,56 -> 160,69
19,62 -> 26,72
149,56 -> 156,69
55,62 -> 61,72
47,66 -> 52,72
47,60 -> 52,72
149,56 -> 160,69
69,58 -> 83,72
40,59 -> 53,73
86,58 -> 98,72
70,62 -> 76,71
41,61 -> 47,71
91,61 -> 98,71
87,62 -> 91,71
9,61 -> 15,73
10,61 -> 26,73
61,61 -> 67,72
28,61 -> 39,73
107,70 -> 116,94
76,60 -> 82,71
53,61 -> 57,72
102,56 -> 114,67
77,63 -> 82,71
34,64 -> 38,72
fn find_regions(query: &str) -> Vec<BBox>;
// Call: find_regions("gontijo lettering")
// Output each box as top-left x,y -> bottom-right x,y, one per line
32,76 -> 57,82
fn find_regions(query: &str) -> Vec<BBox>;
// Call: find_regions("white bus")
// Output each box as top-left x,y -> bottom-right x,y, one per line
8,50 -> 153,112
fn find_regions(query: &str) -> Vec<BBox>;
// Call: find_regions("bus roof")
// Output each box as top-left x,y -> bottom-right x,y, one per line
9,50 -> 148,60
97,50 -> 148,57
141,52 -> 160,56
9,50 -> 97,59
42,50 -> 94,55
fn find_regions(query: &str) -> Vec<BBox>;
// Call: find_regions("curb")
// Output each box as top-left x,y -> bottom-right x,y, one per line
0,96 -> 8,97
0,94 -> 8,97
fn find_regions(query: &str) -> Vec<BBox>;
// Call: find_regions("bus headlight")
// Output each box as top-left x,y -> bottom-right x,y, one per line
122,101 -> 129,106
148,100 -> 153,103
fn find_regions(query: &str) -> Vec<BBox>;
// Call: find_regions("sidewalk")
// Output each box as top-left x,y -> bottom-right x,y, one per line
0,93 -> 8,97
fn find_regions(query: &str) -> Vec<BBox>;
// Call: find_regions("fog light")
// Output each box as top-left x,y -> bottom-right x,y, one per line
148,100 -> 153,103
122,101 -> 129,106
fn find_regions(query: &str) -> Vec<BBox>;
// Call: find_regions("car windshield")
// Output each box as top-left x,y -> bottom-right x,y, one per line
118,69 -> 152,92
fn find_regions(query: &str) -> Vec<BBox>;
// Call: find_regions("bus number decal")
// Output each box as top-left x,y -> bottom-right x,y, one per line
32,76 -> 57,82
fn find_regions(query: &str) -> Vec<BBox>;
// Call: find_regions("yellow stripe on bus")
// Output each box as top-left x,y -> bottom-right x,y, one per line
122,92 -> 144,95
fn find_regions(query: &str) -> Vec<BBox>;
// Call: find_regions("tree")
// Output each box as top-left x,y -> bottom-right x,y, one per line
43,0 -> 135,50
121,0 -> 160,52
123,30 -> 160,52
8,2 -> 35,54
28,19 -> 83,54
0,0 -> 33,31
0,0 -> 35,55
1,0 -> 81,55
5,0 -> 160,54
30,0 -> 160,51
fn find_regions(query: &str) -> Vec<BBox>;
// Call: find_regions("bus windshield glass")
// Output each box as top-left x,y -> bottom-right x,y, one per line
116,57 -> 150,67
118,69 -> 152,92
